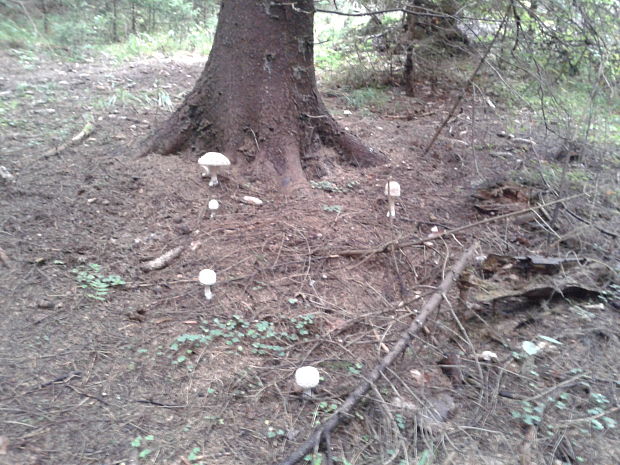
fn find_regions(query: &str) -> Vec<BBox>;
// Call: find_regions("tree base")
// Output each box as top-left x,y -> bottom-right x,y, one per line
138,0 -> 387,189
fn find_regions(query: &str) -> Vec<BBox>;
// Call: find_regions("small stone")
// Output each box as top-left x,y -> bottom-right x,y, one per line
37,300 -> 55,309
241,195 -> 263,206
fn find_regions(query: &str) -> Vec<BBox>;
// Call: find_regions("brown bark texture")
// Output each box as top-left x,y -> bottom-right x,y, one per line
142,0 -> 386,188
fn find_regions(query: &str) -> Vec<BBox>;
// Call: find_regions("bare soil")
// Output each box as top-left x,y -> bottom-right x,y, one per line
0,50 -> 618,465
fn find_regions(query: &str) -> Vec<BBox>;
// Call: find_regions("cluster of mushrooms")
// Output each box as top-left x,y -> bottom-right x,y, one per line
194,152 -> 404,398
196,152 -> 231,302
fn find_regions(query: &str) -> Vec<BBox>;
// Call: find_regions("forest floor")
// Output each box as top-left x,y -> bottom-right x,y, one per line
0,49 -> 618,465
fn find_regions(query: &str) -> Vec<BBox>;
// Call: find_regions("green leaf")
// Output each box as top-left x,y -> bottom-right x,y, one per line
417,449 -> 432,465
139,448 -> 152,458
522,340 -> 541,356
537,335 -> 562,345
131,437 -> 141,447
523,415 -> 541,425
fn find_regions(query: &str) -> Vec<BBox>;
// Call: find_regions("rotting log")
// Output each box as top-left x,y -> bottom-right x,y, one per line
274,241 -> 479,465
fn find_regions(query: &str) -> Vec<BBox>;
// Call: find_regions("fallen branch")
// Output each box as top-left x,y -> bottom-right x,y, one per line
314,193 -> 586,258
41,122 -> 95,158
275,242 -> 479,465
564,208 -> 618,238
140,246 -> 184,272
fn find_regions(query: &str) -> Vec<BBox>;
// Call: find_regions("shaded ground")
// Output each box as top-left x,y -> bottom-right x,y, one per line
0,50 -> 618,465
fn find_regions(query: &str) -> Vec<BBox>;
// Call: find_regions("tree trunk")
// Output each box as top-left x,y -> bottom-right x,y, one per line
403,0 -> 469,96
40,0 -> 49,34
141,0 -> 385,190
111,0 -> 119,42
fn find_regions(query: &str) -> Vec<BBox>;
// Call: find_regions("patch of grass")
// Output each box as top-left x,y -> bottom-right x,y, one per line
0,19 -> 41,49
344,87 -> 390,112
93,87 -> 175,112
101,29 -> 212,61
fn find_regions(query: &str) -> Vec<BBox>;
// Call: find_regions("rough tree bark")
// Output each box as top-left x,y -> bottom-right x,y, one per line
141,0 -> 386,189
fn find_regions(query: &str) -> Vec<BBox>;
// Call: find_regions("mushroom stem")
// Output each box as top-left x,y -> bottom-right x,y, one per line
209,169 -> 219,187
204,286 -> 213,300
388,198 -> 396,217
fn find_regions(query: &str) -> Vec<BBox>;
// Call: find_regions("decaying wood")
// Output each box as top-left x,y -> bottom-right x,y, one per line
41,122 -> 95,158
275,242 -> 478,465
314,193 -> 586,258
140,246 -> 184,272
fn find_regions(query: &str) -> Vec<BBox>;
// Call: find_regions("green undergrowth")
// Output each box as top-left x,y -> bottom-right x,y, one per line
71,263 -> 125,301
101,29 -> 213,62
169,314 -> 315,370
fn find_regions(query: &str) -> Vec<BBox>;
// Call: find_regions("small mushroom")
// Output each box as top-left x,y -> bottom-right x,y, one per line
295,366 -> 320,398
384,181 -> 401,218
198,269 -> 217,300
198,152 -> 231,187
208,199 -> 220,219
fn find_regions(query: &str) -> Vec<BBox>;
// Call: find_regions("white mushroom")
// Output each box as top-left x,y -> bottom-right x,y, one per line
0,166 -> 15,182
208,199 -> 220,219
198,269 -> 217,300
295,366 -> 320,398
384,181 -> 401,218
198,152 -> 230,187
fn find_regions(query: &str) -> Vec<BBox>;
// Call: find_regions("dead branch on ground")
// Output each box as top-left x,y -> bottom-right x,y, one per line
140,246 -> 185,272
41,122 -> 95,158
274,241 -> 479,465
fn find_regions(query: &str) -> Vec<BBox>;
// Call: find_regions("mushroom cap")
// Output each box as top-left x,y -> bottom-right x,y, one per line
198,152 -> 230,168
385,181 -> 401,197
295,366 -> 320,390
198,269 -> 216,286
208,199 -> 220,210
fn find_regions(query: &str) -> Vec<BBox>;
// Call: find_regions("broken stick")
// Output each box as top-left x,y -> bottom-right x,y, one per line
41,122 -> 95,158
140,246 -> 184,272
275,242 -> 479,465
